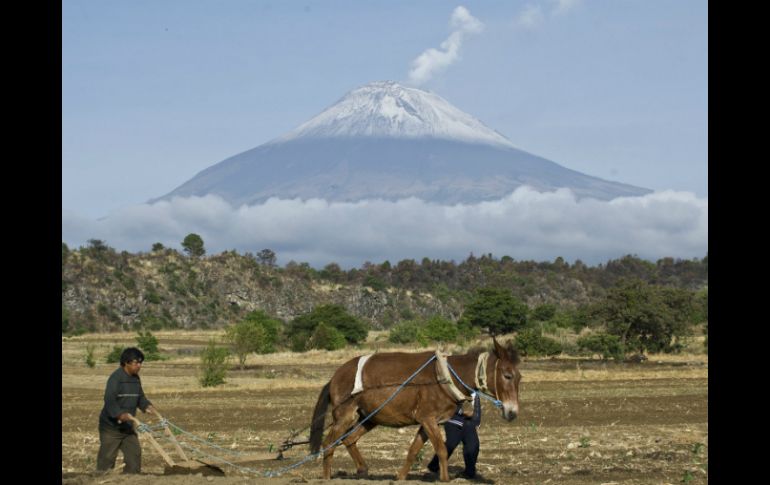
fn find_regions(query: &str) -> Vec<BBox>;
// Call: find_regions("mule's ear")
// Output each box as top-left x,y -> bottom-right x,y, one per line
492,335 -> 505,359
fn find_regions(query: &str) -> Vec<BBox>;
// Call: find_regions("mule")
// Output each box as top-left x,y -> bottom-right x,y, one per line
309,337 -> 521,481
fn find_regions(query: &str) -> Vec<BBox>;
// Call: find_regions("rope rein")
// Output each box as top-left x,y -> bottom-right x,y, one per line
445,356 -> 503,409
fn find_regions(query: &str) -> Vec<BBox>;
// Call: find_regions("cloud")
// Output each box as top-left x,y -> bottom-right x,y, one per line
62,187 -> 708,269
515,0 -> 581,30
516,4 -> 545,30
551,0 -> 582,15
408,6 -> 484,86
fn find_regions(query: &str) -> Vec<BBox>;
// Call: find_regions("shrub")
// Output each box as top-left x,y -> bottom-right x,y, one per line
388,320 -> 427,346
289,304 -> 368,344
515,328 -> 563,357
577,333 -> 625,361
85,344 -> 96,368
290,332 -> 311,352
106,345 -> 123,364
225,311 -> 283,369
309,322 -> 347,351
456,320 -> 480,343
199,340 -> 229,387
423,316 -> 457,343
135,330 -> 161,361
531,304 -> 557,322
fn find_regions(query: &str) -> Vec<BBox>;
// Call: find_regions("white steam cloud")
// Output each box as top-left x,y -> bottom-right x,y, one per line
516,0 -> 581,29
551,0 -> 582,15
408,6 -> 484,86
63,188 -> 708,269
516,4 -> 545,30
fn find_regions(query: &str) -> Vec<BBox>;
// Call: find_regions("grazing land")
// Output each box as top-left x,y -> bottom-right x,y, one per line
62,331 -> 707,484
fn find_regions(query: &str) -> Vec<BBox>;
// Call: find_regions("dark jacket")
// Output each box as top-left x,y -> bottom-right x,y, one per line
98,367 -> 152,433
446,393 -> 481,429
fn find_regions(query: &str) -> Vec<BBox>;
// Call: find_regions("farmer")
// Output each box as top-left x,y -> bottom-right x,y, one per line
95,347 -> 157,474
427,391 -> 482,479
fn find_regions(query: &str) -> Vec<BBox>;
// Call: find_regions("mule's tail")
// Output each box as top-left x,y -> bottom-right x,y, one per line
309,381 -> 331,453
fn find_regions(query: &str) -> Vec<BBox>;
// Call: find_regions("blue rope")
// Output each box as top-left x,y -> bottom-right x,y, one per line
261,353 -> 439,478
446,363 -> 503,409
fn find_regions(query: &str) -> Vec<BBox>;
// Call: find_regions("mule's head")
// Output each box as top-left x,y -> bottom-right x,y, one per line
492,336 -> 521,422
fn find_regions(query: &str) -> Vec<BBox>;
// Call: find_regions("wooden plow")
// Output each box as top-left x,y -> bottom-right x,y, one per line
131,415 -> 310,476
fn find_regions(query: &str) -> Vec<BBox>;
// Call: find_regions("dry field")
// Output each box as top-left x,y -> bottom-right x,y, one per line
62,331 -> 708,485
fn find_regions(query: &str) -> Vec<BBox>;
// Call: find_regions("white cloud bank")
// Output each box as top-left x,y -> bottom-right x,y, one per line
408,6 -> 484,86
62,187 -> 708,269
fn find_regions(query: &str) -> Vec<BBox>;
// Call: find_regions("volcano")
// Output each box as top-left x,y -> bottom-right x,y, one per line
153,81 -> 650,206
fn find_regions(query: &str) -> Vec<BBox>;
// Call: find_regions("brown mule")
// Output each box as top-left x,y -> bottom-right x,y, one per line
309,337 -> 521,482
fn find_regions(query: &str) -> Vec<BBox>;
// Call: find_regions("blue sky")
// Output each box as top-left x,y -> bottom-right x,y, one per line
62,1 -> 707,266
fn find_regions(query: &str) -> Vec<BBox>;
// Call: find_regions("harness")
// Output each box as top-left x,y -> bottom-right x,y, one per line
435,350 -> 470,402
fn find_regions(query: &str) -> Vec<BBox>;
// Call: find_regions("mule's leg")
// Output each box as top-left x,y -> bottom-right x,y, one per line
421,420 -> 450,482
321,403 -> 360,479
342,421 -> 376,476
396,425 -> 429,480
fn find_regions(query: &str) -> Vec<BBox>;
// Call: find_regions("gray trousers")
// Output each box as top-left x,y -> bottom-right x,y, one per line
96,426 -> 142,474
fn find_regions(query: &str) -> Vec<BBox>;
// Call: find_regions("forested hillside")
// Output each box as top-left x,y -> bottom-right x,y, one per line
61,239 -> 707,335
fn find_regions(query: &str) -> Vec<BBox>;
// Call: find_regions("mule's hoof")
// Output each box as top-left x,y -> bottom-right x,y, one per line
356,469 -> 369,477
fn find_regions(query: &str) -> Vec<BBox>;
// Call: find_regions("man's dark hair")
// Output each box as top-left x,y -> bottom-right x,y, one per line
120,347 -> 145,366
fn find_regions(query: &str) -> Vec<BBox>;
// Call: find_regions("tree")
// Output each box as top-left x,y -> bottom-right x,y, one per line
597,279 -> 697,354
181,233 -> 205,257
257,248 -> 277,267
151,242 -> 165,252
87,238 -> 110,252
460,288 -> 528,335
225,310 -> 282,369
289,304 -> 368,345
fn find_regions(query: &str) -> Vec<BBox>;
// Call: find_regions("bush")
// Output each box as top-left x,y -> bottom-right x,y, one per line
199,340 -> 230,387
290,331 -> 311,352
456,320 -> 480,343
106,345 -> 123,364
388,320 -> 427,346
225,311 -> 283,368
309,322 -> 347,351
531,304 -> 557,322
423,316 -> 457,343
135,330 -> 161,361
85,344 -> 96,368
289,305 -> 368,344
577,333 -> 625,361
515,328 -> 563,357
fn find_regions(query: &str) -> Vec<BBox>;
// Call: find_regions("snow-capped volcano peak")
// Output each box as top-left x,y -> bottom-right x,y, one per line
270,81 -> 517,148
